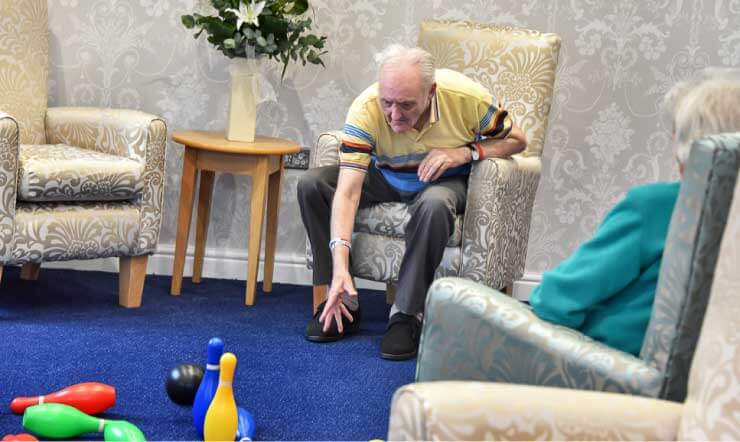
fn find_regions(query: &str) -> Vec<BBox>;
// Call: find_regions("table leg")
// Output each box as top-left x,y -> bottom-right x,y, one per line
246,157 -> 269,305
262,158 -> 284,293
193,170 -> 215,283
171,148 -> 198,295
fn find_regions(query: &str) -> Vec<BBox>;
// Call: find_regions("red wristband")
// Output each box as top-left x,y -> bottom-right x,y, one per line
473,141 -> 484,160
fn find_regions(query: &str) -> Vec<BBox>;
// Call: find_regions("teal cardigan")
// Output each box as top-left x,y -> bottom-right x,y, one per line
530,181 -> 680,356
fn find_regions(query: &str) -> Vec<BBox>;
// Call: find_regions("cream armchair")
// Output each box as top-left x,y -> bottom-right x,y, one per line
307,20 -> 561,310
0,0 -> 166,307
388,175 -> 740,441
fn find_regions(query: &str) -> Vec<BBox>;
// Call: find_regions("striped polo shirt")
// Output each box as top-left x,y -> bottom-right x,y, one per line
340,68 -> 512,192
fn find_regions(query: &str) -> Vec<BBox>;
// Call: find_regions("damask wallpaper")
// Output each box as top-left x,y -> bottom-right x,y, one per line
46,0 -> 740,278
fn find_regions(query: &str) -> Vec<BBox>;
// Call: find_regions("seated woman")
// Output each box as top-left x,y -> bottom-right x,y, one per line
530,69 -> 740,356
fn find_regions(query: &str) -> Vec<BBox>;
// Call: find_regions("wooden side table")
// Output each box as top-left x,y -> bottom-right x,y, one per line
170,130 -> 300,305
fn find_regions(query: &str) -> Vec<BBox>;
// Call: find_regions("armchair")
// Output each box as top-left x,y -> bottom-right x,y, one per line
0,0 -> 166,307
388,172 -> 740,441
415,133 -> 740,401
307,20 -> 561,310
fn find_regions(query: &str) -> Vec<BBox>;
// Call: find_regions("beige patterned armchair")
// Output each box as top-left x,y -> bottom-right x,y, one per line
307,21 -> 561,309
0,0 -> 166,307
388,175 -> 740,441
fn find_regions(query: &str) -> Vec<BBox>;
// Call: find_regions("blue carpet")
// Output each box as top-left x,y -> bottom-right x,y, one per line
0,267 -> 415,440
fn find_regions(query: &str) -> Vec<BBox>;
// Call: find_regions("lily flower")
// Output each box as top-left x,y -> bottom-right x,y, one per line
226,0 -> 266,29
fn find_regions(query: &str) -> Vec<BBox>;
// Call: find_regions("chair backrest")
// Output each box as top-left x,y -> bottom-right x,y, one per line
417,20 -> 560,158
678,177 -> 740,440
640,133 -> 740,401
0,0 -> 48,144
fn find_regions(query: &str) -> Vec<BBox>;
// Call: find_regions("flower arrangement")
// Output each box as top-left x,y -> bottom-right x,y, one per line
182,0 -> 327,78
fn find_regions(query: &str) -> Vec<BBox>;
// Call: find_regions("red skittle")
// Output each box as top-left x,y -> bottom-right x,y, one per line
10,382 -> 115,415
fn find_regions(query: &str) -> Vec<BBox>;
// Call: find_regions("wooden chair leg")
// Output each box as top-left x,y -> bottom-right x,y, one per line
386,283 -> 396,305
119,255 -> 149,308
313,285 -> 327,314
20,263 -> 41,280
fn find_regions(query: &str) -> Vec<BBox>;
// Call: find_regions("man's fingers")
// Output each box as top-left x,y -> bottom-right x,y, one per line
334,308 -> 343,333
340,303 -> 354,323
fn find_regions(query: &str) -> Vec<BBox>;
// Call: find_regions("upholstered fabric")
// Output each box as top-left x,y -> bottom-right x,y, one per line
418,20 -> 560,158
0,112 -> 18,262
416,277 -> 663,395
678,177 -> 740,441
11,201 -> 141,263
416,133 -> 740,402
18,144 -> 144,202
640,133 -> 740,401
306,23 -> 560,291
0,0 -> 48,145
388,381 -> 682,441
0,0 -> 167,276
355,203 -> 463,247
389,175 -> 740,441
45,107 -> 161,161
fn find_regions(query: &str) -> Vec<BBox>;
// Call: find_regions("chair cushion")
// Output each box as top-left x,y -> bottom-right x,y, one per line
18,144 -> 144,202
355,202 -> 463,247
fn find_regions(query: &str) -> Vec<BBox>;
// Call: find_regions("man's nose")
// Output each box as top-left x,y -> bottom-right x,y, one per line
390,105 -> 402,120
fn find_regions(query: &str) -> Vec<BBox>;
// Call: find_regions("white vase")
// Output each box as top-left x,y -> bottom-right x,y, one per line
226,58 -> 259,142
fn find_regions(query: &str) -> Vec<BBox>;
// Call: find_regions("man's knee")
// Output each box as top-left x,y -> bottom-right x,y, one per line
414,196 -> 455,225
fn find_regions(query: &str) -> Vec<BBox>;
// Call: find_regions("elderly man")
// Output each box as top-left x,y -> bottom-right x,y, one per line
297,44 -> 527,360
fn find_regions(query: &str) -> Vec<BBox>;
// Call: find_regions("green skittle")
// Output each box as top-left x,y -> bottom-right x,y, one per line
103,420 -> 146,442
22,403 -> 145,441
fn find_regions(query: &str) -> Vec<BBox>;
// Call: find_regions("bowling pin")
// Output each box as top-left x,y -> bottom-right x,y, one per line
193,337 -> 224,438
22,403 -> 145,441
204,353 -> 238,442
23,403 -> 101,438
1,434 -> 37,441
10,382 -> 115,414
235,407 -> 256,441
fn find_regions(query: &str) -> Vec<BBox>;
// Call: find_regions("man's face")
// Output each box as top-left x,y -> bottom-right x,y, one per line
378,63 -> 434,133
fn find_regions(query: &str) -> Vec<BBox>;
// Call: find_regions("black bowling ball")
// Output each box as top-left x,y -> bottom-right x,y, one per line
166,363 -> 204,406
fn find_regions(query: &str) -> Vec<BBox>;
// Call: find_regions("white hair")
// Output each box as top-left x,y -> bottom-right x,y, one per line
664,68 -> 740,165
375,44 -> 435,90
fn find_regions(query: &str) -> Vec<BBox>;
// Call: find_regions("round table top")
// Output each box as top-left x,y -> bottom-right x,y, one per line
172,130 -> 301,155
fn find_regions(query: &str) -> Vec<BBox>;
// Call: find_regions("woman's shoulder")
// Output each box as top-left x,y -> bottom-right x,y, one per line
622,181 -> 681,214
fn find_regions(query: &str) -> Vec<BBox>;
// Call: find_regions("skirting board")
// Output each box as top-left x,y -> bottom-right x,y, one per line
40,244 -> 386,291
40,245 -> 542,300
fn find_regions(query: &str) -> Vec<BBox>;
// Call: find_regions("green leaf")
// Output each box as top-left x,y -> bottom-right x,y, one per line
181,15 -> 195,28
224,38 -> 236,48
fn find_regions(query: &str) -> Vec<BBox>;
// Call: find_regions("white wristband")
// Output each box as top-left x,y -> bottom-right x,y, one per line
329,238 -> 352,252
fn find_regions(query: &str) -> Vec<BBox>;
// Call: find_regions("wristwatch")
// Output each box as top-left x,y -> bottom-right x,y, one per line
467,141 -> 483,162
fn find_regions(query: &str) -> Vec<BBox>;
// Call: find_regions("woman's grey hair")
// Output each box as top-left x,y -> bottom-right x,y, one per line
664,67 -> 740,165
375,44 -> 435,90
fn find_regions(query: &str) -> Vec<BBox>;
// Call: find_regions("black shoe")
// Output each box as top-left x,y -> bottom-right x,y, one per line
305,300 -> 361,342
380,312 -> 422,360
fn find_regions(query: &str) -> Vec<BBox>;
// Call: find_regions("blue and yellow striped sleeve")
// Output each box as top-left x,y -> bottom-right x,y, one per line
339,100 -> 376,173
478,97 -> 512,139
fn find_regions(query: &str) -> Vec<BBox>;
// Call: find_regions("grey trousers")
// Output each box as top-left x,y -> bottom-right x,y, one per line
296,164 -> 467,315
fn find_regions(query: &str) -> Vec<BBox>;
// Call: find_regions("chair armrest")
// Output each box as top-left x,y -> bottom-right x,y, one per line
388,381 -> 682,441
311,130 -> 342,168
0,111 -> 20,261
462,155 -> 541,289
416,277 -> 663,397
45,107 -> 167,255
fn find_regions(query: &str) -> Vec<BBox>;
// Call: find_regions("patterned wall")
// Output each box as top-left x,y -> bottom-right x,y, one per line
47,0 -> 740,276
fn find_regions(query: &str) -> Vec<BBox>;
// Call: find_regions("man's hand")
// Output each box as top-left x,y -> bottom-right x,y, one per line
417,147 -> 471,183
319,271 -> 358,333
